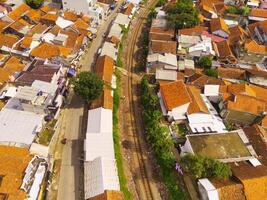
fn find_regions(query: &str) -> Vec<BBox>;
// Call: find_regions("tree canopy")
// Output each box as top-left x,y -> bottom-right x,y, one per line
72,71 -> 104,102
166,0 -> 199,31
25,0 -> 44,9
198,56 -> 212,69
181,154 -> 232,179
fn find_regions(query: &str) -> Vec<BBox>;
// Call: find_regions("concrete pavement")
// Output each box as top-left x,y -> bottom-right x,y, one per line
57,95 -> 85,200
80,2 -> 123,72
55,4 -> 123,200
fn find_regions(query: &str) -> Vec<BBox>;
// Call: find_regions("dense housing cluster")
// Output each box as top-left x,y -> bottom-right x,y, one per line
144,0 -> 267,199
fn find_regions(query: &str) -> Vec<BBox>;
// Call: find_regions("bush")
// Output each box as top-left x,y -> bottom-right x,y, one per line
181,154 -> 232,179
140,76 -> 186,199
25,0 -> 44,9
156,0 -> 166,7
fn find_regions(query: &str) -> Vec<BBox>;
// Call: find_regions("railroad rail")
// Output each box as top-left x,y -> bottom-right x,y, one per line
125,0 -> 159,199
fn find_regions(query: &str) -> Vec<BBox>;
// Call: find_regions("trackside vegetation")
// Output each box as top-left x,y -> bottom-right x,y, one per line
181,154 -> 232,180
140,76 -> 186,199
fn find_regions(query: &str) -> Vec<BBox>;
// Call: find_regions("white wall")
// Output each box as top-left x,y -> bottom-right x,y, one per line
169,103 -> 190,121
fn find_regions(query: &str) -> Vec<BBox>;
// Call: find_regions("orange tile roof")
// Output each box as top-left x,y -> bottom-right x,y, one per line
0,146 -> 32,200
108,36 -> 120,45
179,26 -> 208,36
248,20 -> 267,36
28,23 -> 48,35
262,115 -> 267,128
0,20 -> 10,32
187,85 -> 209,114
73,18 -> 89,30
228,25 -> 248,44
56,45 -> 73,57
151,40 -> 177,54
90,190 -> 124,200
0,68 -> 11,84
123,3 -> 134,15
63,11 -> 79,22
7,3 -> 30,21
160,81 -> 191,110
4,56 -> 25,73
41,13 -> 58,22
210,18 -> 229,34
250,8 -> 267,18
227,94 -> 266,115
245,40 -> 267,55
24,9 -> 43,22
40,5 -> 59,13
60,30 -> 79,48
0,34 -> 19,48
30,42 -> 60,58
150,27 -> 174,41
20,36 -> 32,49
227,83 -> 256,97
199,0 -> 224,13
231,162 -> 267,200
213,40 -> 236,62
218,67 -> 246,80
96,55 -> 114,84
75,34 -> 86,50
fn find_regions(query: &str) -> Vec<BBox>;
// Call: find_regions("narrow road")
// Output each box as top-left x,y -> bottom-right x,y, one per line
57,95 -> 85,200
80,2 -> 123,72
55,3 -> 123,200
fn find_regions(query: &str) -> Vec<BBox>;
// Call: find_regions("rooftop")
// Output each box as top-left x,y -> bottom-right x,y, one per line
187,131 -> 253,162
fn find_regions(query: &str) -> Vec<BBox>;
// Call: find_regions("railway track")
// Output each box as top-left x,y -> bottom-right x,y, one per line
125,1 -> 159,199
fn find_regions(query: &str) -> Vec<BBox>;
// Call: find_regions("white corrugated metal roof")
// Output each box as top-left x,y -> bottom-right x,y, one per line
84,157 -> 120,199
198,178 -> 216,191
114,13 -> 130,27
204,85 -> 219,96
56,17 -> 74,29
86,107 -> 112,134
84,133 -> 115,161
0,109 -> 43,146
100,42 -> 117,61
156,69 -> 177,81
32,80 -> 58,94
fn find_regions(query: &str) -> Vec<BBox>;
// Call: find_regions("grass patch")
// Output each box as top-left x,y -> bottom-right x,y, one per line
116,26 -> 129,68
113,69 -> 132,198
37,119 -> 57,146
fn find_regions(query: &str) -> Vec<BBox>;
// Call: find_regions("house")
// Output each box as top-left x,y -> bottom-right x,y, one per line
231,162 -> 267,200
248,8 -> 267,21
84,107 -> 121,199
0,108 -> 43,146
114,13 -> 130,29
245,39 -> 267,55
228,25 -> 248,45
16,58 -> 63,86
146,53 -> 177,73
89,190 -> 124,200
108,23 -> 122,42
178,59 -> 195,71
62,0 -> 97,15
150,40 -> 177,55
181,131 -> 255,162
0,146 -> 32,199
246,68 -> 267,86
220,94 -> 266,125
100,42 -> 118,61
178,34 -> 215,57
198,0 -> 225,19
155,69 -> 177,81
247,20 -> 267,45
198,178 -> 246,200
95,55 -> 116,88
1,3 -> 30,22
213,40 -> 237,63
186,85 -> 227,133
91,87 -> 113,110
243,125 -> 267,165
149,27 -> 174,41
210,18 -> 230,38
217,67 -> 246,82
158,81 -> 191,121
187,73 -> 224,89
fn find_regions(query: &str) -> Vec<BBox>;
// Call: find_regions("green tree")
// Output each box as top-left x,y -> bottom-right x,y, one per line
198,56 -> 212,69
204,68 -> 218,78
72,72 -> 104,102
166,0 -> 199,32
181,154 -> 232,179
25,0 -> 44,9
